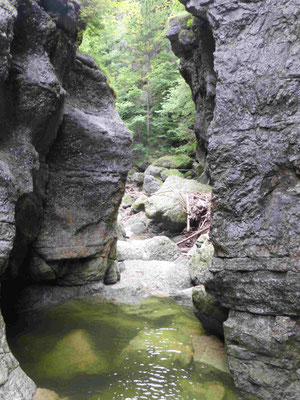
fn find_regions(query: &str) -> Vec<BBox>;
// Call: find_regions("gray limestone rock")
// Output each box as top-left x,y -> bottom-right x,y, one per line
143,174 -> 163,195
0,0 -> 131,397
0,312 -> 36,399
144,165 -> 164,178
192,286 -> 228,338
169,1 -> 300,398
187,234 -> 214,285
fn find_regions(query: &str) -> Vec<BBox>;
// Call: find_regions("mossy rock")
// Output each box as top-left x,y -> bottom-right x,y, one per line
188,235 -> 214,285
36,329 -> 109,379
145,176 -> 211,232
169,12 -> 192,25
143,174 -> 163,195
194,163 -> 204,177
121,194 -> 134,208
192,286 -> 228,338
33,389 -> 69,400
192,334 -> 229,376
179,379 -> 227,400
153,154 -> 193,169
161,168 -> 184,181
184,170 -> 194,179
131,194 -> 148,213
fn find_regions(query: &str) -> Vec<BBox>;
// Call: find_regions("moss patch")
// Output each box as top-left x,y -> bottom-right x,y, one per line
153,154 -> 193,169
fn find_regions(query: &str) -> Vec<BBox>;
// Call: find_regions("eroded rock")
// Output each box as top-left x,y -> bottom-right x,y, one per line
169,1 -> 300,398
0,0 -> 131,397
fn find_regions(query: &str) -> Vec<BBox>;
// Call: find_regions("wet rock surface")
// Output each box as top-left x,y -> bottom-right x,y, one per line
169,1 -> 300,399
0,0 -> 131,398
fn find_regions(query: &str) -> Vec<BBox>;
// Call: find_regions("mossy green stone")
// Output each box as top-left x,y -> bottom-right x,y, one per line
161,168 -> 184,181
131,194 -> 148,212
153,154 -> 193,169
121,194 -> 134,208
34,389 -> 69,400
145,176 -> 211,232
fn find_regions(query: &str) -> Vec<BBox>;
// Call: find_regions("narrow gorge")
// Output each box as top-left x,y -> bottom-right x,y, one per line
0,1 -> 299,400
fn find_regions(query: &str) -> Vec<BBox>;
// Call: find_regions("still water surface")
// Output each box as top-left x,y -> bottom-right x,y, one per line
7,296 -> 240,399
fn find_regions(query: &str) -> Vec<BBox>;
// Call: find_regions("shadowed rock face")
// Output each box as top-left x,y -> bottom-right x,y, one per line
168,1 -> 300,399
0,0 -> 131,397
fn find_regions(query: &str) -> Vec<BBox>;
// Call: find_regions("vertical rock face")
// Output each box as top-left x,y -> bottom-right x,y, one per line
0,0 -> 131,398
168,1 -> 300,399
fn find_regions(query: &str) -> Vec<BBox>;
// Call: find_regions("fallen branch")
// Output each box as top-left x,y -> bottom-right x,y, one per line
176,226 -> 210,246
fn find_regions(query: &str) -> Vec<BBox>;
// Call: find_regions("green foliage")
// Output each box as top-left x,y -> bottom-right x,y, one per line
79,0 -> 195,164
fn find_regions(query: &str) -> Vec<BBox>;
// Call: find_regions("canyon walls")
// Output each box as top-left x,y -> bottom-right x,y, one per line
0,0 -> 131,398
168,1 -> 300,399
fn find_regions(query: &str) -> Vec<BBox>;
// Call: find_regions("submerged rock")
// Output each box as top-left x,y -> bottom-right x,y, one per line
37,329 -> 107,380
192,334 -> 229,375
33,389 -> 69,400
119,327 -> 193,368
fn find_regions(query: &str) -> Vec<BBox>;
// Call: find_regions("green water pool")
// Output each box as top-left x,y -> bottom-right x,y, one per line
6,296 -> 241,400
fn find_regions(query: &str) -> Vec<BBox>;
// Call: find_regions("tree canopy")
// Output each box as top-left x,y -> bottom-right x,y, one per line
79,0 -> 195,166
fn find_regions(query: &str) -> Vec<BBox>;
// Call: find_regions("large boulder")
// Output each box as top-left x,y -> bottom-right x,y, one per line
30,53 -> 131,286
127,171 -> 144,186
144,165 -> 163,178
160,168 -> 184,181
145,175 -> 211,232
122,212 -> 149,238
117,236 -> 181,262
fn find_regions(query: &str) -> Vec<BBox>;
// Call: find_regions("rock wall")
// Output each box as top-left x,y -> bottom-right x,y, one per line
168,1 -> 300,399
0,0 -> 131,398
